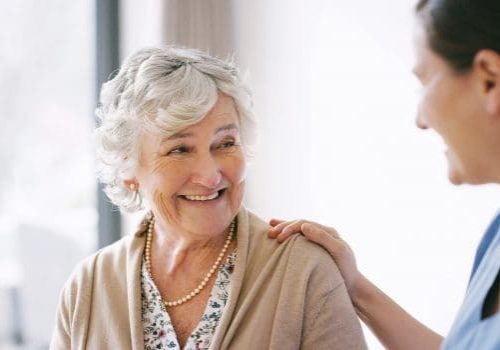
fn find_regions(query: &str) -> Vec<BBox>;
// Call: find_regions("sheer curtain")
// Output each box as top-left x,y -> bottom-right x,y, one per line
162,0 -> 234,58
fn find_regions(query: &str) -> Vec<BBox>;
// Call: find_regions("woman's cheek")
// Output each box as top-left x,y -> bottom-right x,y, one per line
233,154 -> 247,184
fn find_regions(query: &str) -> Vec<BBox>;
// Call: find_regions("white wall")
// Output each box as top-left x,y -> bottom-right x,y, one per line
235,0 -> 500,348
233,0 -> 315,219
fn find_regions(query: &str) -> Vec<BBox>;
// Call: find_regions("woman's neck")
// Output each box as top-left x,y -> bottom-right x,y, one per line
151,219 -> 230,275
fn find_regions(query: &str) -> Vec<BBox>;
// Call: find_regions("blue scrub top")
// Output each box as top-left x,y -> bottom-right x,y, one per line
441,212 -> 500,349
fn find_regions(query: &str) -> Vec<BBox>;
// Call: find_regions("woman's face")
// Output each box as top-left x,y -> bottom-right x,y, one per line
412,25 -> 495,185
135,94 -> 246,236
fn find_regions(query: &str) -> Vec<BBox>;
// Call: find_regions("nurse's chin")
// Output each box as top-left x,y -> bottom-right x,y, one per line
445,151 -> 464,185
446,161 -> 491,186
447,170 -> 465,185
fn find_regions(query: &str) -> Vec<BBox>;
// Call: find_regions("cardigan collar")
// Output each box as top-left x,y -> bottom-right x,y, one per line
134,211 -> 154,237
128,206 -> 251,349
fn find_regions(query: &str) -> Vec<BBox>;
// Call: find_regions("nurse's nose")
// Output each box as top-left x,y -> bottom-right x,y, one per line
415,109 -> 429,130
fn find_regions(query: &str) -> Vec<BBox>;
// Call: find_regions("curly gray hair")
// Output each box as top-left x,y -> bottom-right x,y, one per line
95,46 -> 256,212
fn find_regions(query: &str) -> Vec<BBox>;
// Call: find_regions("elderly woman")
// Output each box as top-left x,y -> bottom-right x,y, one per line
50,47 -> 366,349
270,0 -> 500,349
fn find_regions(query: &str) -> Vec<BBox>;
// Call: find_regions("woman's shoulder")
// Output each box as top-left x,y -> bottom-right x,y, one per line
94,233 -> 141,266
63,234 -> 140,291
281,231 -> 344,290
245,210 -> 344,289
246,210 -> 340,261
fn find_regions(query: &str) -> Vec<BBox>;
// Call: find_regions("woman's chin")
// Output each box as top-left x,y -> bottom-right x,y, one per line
179,210 -> 237,237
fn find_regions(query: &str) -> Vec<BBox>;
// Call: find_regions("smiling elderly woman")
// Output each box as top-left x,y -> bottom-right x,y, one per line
50,47 -> 366,350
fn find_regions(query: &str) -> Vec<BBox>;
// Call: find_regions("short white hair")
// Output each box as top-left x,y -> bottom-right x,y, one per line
95,46 -> 256,212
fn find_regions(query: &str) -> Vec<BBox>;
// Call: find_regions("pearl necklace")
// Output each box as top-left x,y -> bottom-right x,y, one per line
144,215 -> 236,307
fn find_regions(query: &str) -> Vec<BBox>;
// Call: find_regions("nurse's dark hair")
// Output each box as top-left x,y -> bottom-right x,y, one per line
416,0 -> 500,73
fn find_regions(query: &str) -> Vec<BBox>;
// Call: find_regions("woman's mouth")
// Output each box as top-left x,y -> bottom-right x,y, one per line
180,189 -> 226,202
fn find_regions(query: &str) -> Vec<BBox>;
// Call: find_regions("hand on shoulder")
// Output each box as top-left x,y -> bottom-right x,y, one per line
268,218 -> 363,296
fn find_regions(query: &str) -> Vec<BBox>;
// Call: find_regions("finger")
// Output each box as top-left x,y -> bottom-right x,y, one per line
268,220 -> 294,237
301,223 -> 344,257
304,222 -> 339,237
270,219 -> 338,240
276,220 -> 307,242
269,218 -> 284,227
270,218 -> 329,232
302,222 -> 340,239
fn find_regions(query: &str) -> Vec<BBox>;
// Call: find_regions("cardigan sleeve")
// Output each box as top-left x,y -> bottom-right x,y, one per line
302,283 -> 367,349
300,242 -> 367,349
50,253 -> 98,350
50,282 -> 72,350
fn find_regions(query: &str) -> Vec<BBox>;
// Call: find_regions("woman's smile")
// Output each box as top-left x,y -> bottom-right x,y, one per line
180,188 -> 225,201
178,188 -> 227,206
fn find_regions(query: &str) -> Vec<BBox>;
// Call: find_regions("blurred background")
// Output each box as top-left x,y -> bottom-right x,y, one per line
0,0 -> 498,349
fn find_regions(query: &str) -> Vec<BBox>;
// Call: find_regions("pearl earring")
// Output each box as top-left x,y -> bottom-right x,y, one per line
129,183 -> 137,191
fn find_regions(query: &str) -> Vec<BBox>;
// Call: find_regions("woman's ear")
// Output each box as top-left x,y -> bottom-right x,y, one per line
474,49 -> 500,117
124,178 -> 139,191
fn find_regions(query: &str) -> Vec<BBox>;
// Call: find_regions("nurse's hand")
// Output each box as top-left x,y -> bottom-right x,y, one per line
270,219 -> 444,350
268,219 -> 362,294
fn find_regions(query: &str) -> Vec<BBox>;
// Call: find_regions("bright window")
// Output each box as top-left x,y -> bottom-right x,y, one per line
0,0 -> 96,347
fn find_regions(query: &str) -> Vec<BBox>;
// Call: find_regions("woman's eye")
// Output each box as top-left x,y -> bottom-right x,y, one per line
168,146 -> 189,155
219,139 -> 237,149
222,141 -> 235,148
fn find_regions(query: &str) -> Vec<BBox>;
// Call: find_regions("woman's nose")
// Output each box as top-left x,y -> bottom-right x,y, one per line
190,154 -> 222,189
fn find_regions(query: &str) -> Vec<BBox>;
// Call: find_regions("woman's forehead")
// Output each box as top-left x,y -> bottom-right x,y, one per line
167,112 -> 240,141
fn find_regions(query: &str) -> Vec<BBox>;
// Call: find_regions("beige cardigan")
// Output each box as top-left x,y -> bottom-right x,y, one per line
50,208 -> 367,349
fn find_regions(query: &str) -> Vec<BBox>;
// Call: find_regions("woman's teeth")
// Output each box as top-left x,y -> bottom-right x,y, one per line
184,192 -> 220,201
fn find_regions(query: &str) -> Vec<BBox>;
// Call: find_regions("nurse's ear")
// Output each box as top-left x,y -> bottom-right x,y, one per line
473,49 -> 500,117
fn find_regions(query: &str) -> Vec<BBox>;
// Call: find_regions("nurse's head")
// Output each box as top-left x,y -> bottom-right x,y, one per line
412,0 -> 500,185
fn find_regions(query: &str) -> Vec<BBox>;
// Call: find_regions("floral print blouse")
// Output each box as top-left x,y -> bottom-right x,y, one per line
141,251 -> 237,350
